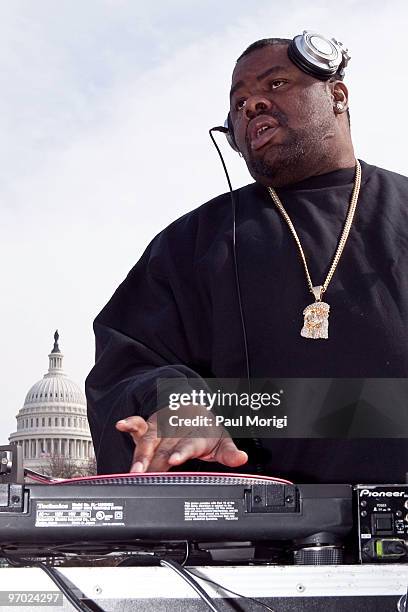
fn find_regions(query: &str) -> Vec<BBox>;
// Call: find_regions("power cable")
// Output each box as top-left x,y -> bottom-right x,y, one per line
159,558 -> 223,612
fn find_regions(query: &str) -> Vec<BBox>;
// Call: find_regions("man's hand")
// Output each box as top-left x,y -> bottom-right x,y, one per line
115,404 -> 248,472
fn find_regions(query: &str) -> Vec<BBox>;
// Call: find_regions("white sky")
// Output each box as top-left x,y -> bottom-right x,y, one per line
1,0 -> 407,439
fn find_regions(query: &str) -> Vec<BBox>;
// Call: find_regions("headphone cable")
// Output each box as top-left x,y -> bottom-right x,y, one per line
209,128 -> 264,473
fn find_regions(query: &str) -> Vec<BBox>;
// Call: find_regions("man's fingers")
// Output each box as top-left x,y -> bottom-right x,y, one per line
147,439 -> 186,472
116,412 -> 247,472
167,436 -> 240,467
130,436 -> 161,472
166,438 -> 208,466
116,416 -> 149,440
213,437 -> 248,467
146,434 -> 214,472
116,416 -> 161,472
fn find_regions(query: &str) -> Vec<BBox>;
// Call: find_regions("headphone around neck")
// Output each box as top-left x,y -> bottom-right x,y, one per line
225,30 -> 350,152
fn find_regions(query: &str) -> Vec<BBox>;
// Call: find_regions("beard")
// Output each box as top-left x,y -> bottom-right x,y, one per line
245,117 -> 333,187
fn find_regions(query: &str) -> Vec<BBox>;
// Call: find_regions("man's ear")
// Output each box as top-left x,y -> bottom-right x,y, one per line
331,81 -> 349,114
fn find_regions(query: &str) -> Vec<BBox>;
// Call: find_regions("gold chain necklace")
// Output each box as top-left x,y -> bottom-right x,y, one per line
267,160 -> 362,339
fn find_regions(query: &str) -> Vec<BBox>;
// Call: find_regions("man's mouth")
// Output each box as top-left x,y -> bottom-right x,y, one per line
251,125 -> 280,151
249,117 -> 281,151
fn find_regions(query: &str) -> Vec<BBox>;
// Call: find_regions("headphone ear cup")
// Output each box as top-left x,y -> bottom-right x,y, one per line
224,114 -> 240,152
288,31 -> 347,80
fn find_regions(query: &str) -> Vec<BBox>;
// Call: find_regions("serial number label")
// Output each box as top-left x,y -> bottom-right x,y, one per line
0,591 -> 63,606
35,500 -> 125,527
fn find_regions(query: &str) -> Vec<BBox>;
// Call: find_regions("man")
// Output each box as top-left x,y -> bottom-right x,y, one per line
86,33 -> 408,483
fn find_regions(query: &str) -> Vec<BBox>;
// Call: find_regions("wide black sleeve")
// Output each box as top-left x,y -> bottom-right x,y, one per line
85,228 -> 211,474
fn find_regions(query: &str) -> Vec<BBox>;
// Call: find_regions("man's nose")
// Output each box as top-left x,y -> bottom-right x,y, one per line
244,96 -> 272,120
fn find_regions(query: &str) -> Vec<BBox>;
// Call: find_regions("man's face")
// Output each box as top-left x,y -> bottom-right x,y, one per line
229,44 -> 338,187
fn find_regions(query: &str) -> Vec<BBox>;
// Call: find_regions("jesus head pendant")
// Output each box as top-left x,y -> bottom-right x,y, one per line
301,300 -> 330,339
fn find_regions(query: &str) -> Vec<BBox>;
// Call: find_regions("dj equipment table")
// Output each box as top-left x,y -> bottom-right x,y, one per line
0,565 -> 406,611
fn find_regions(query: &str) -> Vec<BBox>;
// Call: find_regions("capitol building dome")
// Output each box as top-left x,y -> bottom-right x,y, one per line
9,331 -> 94,474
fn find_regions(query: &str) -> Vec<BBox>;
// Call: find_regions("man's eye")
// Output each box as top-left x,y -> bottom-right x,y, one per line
235,98 -> 247,111
270,79 -> 286,89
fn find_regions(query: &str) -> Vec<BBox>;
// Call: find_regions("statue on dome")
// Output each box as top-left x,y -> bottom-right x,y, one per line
52,330 -> 60,353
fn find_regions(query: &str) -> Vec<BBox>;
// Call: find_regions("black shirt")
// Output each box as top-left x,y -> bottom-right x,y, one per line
86,160 -> 408,482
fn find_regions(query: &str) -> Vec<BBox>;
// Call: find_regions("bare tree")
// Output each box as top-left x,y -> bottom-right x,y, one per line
42,454 -> 96,479
82,455 -> 97,476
